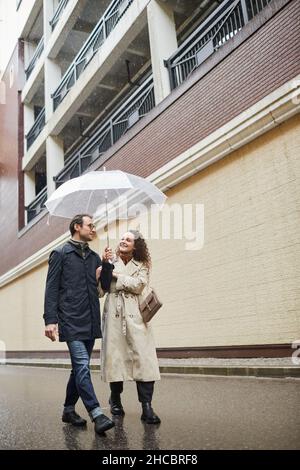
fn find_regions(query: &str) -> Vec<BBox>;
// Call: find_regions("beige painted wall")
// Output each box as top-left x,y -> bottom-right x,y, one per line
0,114 -> 299,351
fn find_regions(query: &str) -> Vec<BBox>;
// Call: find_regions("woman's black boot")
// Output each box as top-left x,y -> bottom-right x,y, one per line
109,393 -> 125,416
141,402 -> 161,424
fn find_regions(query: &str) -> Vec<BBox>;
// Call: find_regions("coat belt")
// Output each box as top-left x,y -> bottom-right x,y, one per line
115,291 -> 127,336
114,291 -> 138,335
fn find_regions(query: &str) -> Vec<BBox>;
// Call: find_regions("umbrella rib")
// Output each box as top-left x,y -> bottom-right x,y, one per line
86,190 -> 94,214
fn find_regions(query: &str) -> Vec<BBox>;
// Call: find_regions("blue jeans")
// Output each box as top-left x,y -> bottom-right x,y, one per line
64,340 -> 102,421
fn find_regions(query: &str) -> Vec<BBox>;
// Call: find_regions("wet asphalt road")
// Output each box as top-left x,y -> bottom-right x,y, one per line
0,366 -> 299,450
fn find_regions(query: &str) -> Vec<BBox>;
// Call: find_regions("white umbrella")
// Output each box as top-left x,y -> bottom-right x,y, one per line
45,170 -> 167,243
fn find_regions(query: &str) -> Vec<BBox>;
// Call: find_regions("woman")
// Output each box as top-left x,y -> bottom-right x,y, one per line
98,230 -> 161,424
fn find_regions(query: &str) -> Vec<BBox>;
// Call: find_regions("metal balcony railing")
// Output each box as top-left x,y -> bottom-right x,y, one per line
165,0 -> 273,89
54,75 -> 154,187
25,36 -> 44,80
52,0 -> 133,111
26,108 -> 45,150
49,0 -> 69,31
26,186 -> 47,223
246,0 -> 273,17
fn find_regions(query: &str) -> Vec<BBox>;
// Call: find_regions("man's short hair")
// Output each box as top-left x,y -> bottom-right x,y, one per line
69,214 -> 93,236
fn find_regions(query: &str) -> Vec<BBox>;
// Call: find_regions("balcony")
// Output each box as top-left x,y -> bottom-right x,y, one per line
26,107 -> 45,150
54,74 -> 154,186
25,186 -> 47,223
164,0 -> 273,89
52,0 -> 134,111
49,0 -> 70,31
25,36 -> 44,80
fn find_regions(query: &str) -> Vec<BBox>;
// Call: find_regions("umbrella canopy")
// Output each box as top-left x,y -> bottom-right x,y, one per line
45,170 -> 166,220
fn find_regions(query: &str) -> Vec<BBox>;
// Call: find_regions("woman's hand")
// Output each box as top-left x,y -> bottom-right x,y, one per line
112,270 -> 119,279
96,266 -> 102,282
102,247 -> 113,262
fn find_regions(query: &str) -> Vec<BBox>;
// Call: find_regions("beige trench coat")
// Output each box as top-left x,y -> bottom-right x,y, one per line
100,257 -> 160,383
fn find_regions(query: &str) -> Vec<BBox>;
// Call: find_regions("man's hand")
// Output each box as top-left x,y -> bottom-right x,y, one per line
102,247 -> 113,262
45,324 -> 58,342
96,266 -> 102,282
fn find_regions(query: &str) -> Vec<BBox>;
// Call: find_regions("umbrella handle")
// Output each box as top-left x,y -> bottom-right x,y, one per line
103,181 -> 112,262
106,232 -> 113,264
105,190 -> 110,247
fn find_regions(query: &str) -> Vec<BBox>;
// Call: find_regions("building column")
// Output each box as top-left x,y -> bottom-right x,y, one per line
23,104 -> 36,224
45,58 -> 61,121
24,170 -> 36,224
147,0 -> 178,105
43,0 -> 58,45
23,40 -> 36,71
23,103 -> 35,155
46,135 -> 64,197
44,0 -> 61,122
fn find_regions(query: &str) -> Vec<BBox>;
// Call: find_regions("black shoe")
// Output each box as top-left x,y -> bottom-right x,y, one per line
94,414 -> 115,434
62,410 -> 87,427
141,402 -> 161,424
109,395 -> 125,416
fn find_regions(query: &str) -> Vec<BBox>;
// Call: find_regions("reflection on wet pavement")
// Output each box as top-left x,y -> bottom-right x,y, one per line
0,366 -> 299,449
62,414 -> 162,450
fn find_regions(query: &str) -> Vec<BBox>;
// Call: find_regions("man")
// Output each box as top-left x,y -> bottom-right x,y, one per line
44,214 -> 114,435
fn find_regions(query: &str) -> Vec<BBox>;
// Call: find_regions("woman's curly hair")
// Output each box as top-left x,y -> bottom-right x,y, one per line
117,230 -> 151,269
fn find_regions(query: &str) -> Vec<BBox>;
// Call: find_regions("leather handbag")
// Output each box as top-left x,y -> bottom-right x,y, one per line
138,286 -> 162,323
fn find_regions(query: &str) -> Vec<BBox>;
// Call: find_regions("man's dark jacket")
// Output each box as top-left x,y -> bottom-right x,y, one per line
43,241 -> 112,342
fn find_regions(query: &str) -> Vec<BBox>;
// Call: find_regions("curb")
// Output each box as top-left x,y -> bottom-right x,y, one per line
159,365 -> 300,378
3,362 -> 300,378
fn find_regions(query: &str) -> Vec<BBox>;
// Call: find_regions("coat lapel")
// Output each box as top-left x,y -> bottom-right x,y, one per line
115,257 -> 142,276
